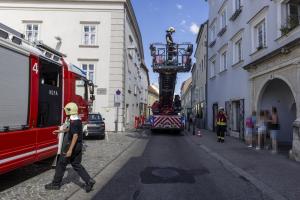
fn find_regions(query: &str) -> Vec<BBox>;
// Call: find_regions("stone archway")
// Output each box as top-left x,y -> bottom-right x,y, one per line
257,78 -> 296,149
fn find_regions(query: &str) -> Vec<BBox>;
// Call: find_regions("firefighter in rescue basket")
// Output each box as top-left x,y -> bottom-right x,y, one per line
166,26 -> 176,64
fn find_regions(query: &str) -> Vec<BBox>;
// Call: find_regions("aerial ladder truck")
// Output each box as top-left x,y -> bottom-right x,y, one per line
149,35 -> 193,132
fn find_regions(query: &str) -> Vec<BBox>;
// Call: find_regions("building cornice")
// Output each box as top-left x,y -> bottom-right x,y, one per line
243,37 -> 300,70
124,0 -> 144,60
247,6 -> 269,24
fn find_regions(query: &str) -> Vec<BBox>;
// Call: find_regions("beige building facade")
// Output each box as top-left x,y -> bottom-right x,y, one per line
180,77 -> 192,119
0,0 -> 148,131
147,84 -> 159,118
193,21 -> 208,129
244,39 -> 300,161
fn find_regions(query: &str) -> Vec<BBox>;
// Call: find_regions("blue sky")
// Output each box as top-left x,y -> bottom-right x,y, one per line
131,0 -> 208,94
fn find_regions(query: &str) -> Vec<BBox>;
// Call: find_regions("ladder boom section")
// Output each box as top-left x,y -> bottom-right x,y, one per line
159,72 -> 177,112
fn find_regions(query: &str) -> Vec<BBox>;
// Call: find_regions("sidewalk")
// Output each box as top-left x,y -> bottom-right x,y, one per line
186,129 -> 300,200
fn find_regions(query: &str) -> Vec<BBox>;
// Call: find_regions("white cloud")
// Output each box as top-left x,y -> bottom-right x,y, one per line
180,20 -> 186,26
189,23 -> 199,35
176,4 -> 183,10
180,29 -> 186,33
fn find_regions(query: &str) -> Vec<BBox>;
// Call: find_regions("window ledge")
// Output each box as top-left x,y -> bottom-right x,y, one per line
209,40 -> 216,48
209,75 -> 216,80
276,25 -> 300,44
230,7 -> 242,21
79,45 -> 99,48
217,26 -> 227,37
250,46 -> 267,56
231,60 -> 244,68
219,68 -> 227,74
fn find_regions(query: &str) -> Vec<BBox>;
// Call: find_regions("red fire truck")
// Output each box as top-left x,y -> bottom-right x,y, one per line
0,23 -> 94,174
149,43 -> 193,131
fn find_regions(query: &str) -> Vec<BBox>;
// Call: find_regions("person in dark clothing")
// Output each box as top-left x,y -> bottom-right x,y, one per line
166,26 -> 176,64
45,102 -> 95,193
216,107 -> 227,143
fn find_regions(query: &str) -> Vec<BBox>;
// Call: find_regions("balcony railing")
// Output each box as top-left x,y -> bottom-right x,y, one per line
280,15 -> 300,35
150,43 -> 193,72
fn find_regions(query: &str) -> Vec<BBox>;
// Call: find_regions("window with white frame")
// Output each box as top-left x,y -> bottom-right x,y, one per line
210,24 -> 216,42
82,25 -> 97,45
25,23 -> 40,42
235,0 -> 241,10
210,59 -> 216,78
255,20 -> 266,49
282,1 -> 300,30
234,39 -> 242,63
220,51 -> 227,72
81,63 -> 95,83
221,10 -> 227,28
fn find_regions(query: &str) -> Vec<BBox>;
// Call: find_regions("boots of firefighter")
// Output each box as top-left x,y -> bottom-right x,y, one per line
85,179 -> 96,193
45,182 -> 61,190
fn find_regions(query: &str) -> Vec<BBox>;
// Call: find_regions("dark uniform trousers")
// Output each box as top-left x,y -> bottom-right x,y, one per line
53,145 -> 91,185
217,125 -> 226,141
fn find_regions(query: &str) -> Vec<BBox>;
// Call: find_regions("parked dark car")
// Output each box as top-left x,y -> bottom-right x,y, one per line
85,113 -> 105,139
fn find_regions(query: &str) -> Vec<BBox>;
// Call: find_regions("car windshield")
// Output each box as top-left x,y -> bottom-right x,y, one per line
89,114 -> 102,121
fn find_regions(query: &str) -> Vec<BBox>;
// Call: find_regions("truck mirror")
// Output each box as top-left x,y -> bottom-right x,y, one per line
88,81 -> 94,95
90,94 -> 95,101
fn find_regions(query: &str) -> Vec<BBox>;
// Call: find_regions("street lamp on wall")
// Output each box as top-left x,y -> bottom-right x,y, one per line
55,36 -> 62,51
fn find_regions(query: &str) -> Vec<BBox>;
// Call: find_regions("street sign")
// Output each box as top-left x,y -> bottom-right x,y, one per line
114,89 -> 121,105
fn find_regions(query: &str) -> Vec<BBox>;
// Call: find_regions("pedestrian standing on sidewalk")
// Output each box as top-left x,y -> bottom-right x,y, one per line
265,110 -> 272,150
245,114 -> 254,147
192,114 -> 200,135
257,110 -> 267,150
45,102 -> 96,193
188,113 -> 193,132
270,107 -> 280,154
216,107 -> 227,143
251,111 -> 257,147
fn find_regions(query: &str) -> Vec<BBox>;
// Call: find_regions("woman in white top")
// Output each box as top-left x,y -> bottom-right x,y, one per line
256,110 -> 267,150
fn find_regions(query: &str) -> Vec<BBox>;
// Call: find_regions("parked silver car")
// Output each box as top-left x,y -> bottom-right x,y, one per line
85,113 -> 105,139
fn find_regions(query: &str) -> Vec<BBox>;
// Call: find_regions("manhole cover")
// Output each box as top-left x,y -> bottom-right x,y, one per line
140,167 -> 196,184
152,169 -> 179,178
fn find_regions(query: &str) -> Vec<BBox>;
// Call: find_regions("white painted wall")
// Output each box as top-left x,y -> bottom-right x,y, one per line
0,0 -> 147,131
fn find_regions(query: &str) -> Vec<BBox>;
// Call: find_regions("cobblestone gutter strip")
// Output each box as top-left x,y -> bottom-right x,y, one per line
185,135 -> 288,200
0,131 -> 146,200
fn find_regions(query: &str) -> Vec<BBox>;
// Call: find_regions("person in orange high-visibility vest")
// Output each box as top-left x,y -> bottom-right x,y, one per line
216,107 -> 227,143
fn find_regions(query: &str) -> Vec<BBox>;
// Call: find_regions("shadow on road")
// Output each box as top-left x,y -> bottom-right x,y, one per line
150,129 -> 184,137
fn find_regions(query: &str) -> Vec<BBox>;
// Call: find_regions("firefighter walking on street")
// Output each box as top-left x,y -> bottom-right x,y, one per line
45,102 -> 95,192
216,107 -> 227,143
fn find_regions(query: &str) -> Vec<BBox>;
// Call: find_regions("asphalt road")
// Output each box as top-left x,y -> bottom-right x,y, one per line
92,130 -> 271,200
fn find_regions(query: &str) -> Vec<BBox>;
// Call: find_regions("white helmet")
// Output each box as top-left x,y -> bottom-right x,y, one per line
64,102 -> 78,116
167,27 -> 176,33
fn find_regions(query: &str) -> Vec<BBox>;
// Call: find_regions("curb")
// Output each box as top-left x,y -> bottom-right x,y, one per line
186,134 -> 288,200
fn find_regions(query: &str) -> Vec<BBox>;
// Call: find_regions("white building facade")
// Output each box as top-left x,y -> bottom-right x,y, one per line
207,0 -> 300,160
193,21 -> 208,129
207,0 -> 250,137
0,0 -> 148,131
